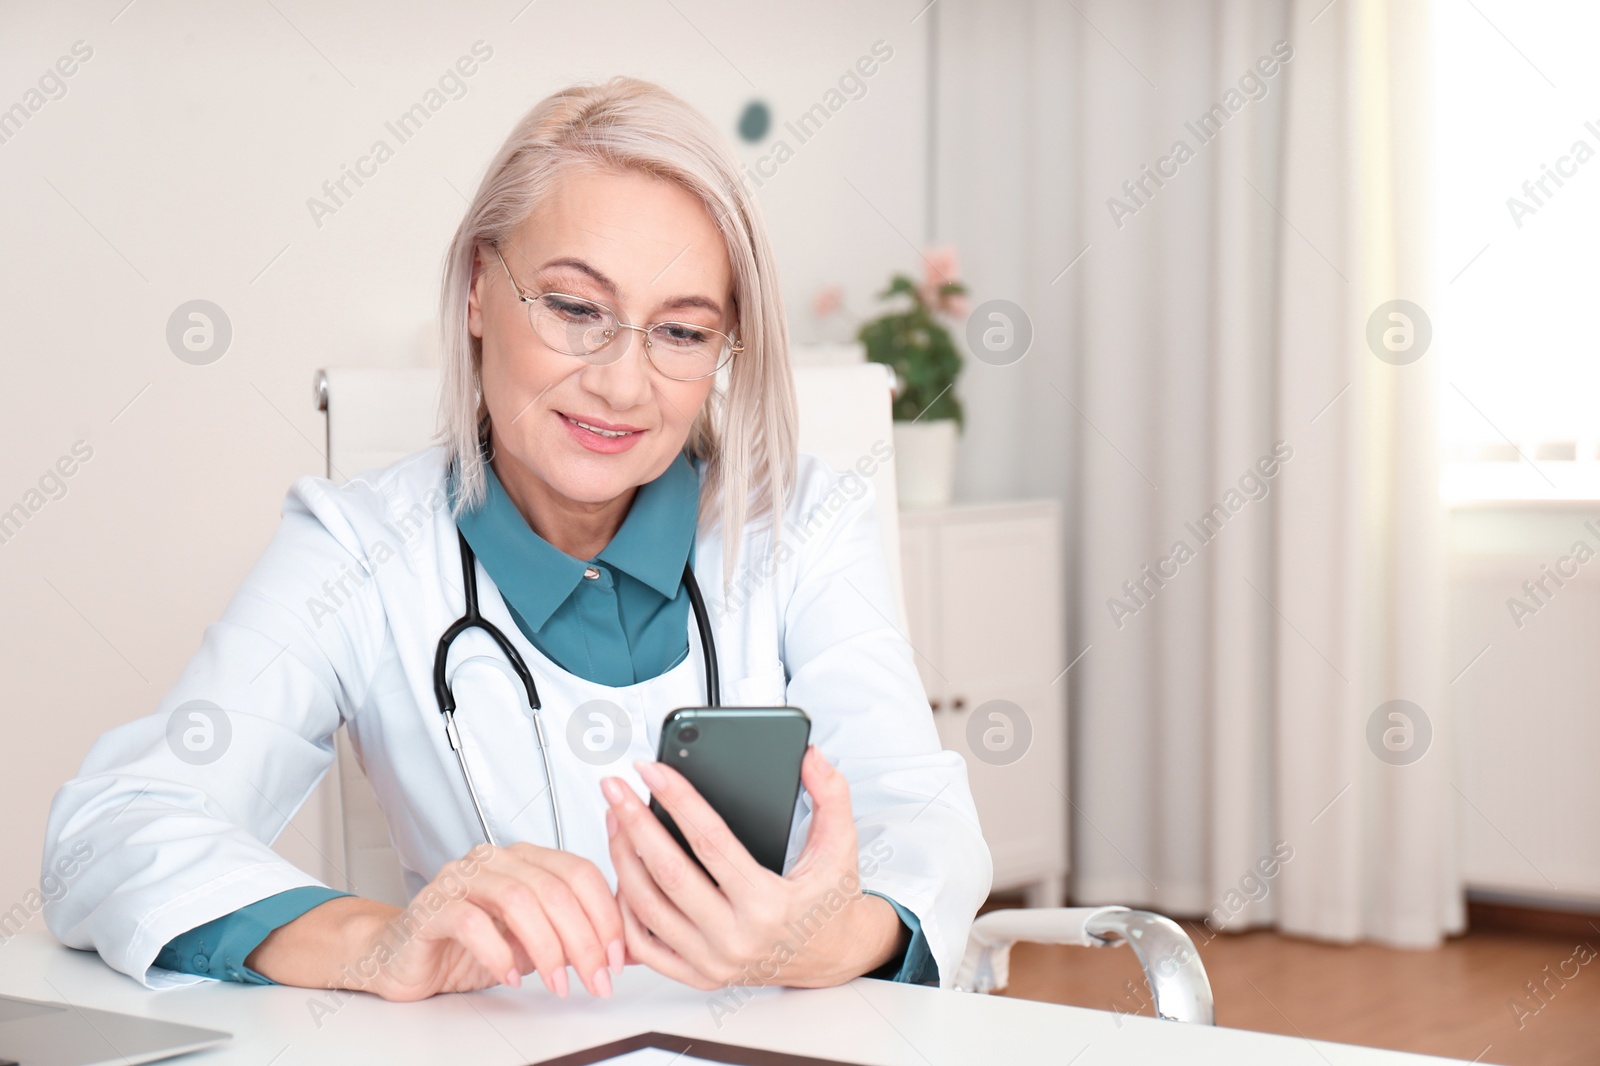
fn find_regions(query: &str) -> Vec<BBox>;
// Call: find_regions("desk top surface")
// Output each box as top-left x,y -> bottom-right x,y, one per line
0,933 -> 1470,1066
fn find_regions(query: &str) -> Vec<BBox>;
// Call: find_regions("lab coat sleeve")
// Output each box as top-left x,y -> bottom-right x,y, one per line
777,463 -> 993,989
41,477 -> 387,987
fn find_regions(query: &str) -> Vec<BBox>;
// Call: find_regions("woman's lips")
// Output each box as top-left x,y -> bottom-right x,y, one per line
558,411 -> 644,433
557,412 -> 644,454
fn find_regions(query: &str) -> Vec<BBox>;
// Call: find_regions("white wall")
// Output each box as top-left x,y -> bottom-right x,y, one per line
932,0 -> 1079,510
0,0 -> 930,925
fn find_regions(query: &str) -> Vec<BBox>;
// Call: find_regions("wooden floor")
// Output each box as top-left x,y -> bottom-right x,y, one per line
997,925 -> 1600,1064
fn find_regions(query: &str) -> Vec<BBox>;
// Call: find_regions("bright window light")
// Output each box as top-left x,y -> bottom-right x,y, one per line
1433,1 -> 1600,501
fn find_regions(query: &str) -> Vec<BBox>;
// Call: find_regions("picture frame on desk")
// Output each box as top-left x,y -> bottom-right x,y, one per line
532,1030 -> 867,1065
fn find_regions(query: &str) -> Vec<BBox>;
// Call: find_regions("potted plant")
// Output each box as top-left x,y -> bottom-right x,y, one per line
856,248 -> 969,506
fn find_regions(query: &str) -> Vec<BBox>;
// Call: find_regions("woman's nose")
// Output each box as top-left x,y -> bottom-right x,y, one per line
580,325 -> 654,404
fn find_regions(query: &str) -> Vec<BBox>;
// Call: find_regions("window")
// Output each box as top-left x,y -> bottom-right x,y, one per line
1434,1 -> 1600,500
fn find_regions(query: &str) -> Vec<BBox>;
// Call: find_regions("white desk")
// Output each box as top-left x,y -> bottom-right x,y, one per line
1,932 -> 1469,1065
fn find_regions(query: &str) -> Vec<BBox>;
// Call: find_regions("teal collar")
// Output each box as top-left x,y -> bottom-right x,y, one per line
447,449 -> 700,633
594,454 -> 700,598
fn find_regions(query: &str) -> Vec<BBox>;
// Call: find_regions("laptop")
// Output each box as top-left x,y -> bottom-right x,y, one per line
0,993 -> 229,1066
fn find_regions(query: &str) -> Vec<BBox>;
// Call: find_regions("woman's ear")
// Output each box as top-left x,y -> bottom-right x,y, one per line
466,244 -> 491,340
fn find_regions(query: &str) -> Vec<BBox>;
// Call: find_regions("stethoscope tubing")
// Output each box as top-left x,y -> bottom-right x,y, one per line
434,527 -> 719,851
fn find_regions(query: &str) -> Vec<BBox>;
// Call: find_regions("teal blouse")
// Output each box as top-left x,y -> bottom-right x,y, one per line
450,450 -> 702,684
156,451 -> 935,986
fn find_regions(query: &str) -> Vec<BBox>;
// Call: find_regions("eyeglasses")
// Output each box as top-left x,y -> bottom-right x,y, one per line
492,244 -> 741,382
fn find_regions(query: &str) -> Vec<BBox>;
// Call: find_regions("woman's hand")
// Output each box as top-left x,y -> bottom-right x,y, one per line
602,745 -> 908,991
246,843 -> 626,1001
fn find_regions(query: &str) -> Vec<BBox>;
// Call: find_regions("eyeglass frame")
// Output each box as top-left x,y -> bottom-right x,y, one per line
489,243 -> 743,382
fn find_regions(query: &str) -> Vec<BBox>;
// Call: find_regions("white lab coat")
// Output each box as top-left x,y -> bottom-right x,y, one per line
42,446 -> 991,989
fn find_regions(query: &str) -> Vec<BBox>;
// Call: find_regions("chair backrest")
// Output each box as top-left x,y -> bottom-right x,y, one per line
314,363 -> 903,613
313,362 -> 903,901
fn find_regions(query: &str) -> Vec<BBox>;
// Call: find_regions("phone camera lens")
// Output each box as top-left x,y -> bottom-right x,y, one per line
677,726 -> 699,743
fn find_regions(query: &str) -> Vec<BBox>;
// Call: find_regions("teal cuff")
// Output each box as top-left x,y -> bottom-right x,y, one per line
154,886 -> 351,984
863,891 -> 939,985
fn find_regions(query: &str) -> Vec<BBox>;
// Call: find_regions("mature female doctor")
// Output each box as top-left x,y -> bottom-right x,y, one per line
42,76 -> 990,1002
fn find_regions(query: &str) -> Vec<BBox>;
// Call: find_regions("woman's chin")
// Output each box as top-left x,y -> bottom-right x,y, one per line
544,451 -> 663,502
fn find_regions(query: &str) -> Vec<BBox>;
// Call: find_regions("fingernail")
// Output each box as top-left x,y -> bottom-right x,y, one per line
552,967 -> 569,999
593,966 -> 613,998
600,777 -> 626,805
634,760 -> 665,790
605,809 -> 618,838
812,745 -> 835,776
504,968 -> 521,989
607,938 -> 625,975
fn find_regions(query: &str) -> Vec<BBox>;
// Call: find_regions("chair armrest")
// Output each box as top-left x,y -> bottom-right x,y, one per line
954,906 -> 1215,1025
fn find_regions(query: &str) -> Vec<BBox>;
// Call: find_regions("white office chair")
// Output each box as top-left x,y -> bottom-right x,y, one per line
311,364 -> 1215,1025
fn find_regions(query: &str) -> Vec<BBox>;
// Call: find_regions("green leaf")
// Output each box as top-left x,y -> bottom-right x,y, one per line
861,266 -> 965,431
880,275 -> 919,302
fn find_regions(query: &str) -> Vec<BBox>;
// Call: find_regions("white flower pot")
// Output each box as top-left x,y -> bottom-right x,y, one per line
893,419 -> 958,507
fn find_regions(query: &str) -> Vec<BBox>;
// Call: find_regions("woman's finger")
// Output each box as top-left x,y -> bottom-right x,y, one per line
532,846 -> 627,976
456,866 -> 570,996
601,773 -> 739,934
489,915 -> 536,977
618,895 -> 721,992
423,900 -> 520,992
487,844 -> 625,995
784,746 -> 859,881
633,761 -> 769,902
520,865 -> 613,997
607,802 -> 710,967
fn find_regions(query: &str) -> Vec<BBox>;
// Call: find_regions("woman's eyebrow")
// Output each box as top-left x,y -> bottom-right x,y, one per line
536,256 -> 724,318
537,256 -> 618,293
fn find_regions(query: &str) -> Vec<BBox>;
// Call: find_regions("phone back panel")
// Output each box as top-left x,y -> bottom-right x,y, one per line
652,706 -> 811,875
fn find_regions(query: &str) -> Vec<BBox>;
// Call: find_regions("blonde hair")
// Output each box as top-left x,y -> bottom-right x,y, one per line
437,77 -> 797,593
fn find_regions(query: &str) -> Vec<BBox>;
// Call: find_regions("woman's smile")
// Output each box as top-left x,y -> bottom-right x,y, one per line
558,410 -> 645,453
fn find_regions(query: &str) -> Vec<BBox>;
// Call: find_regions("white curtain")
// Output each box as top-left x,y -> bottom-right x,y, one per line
935,0 -> 1459,944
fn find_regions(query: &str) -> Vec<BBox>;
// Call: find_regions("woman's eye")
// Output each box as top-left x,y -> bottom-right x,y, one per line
544,296 -> 603,321
657,323 -> 711,346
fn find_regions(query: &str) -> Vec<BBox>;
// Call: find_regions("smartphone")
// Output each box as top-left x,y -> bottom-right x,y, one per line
650,706 -> 811,877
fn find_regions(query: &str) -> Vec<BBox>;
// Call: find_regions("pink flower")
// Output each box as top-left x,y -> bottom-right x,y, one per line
922,245 -> 960,289
919,246 -> 964,315
812,285 -> 843,318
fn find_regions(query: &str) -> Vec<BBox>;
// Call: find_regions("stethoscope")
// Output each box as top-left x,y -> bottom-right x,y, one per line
433,526 -> 721,850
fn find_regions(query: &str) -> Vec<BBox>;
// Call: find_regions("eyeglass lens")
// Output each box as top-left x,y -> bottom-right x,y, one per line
529,293 -> 732,380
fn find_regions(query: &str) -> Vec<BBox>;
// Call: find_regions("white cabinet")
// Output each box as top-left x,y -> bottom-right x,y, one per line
1448,506 -> 1600,904
899,500 -> 1068,906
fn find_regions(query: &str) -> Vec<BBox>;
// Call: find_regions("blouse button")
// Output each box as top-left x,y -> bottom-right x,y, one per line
192,954 -> 209,969
583,566 -> 600,580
